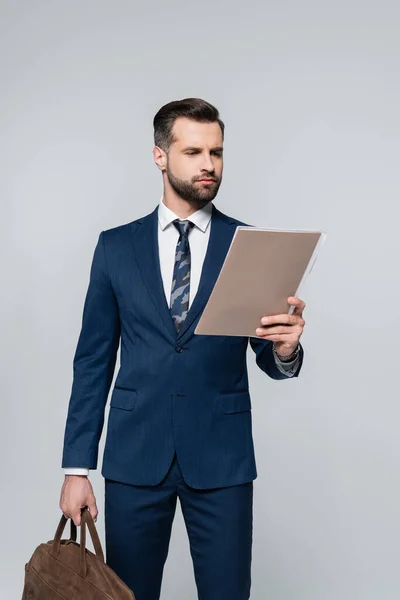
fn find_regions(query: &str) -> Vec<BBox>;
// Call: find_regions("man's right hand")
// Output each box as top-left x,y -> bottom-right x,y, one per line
59,475 -> 98,526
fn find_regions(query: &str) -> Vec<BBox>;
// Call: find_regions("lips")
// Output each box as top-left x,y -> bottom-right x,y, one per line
198,179 -> 216,183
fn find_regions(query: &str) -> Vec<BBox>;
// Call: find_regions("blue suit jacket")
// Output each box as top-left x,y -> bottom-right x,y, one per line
61,204 -> 304,488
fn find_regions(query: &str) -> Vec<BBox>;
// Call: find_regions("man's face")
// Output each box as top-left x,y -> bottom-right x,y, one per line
162,117 -> 223,207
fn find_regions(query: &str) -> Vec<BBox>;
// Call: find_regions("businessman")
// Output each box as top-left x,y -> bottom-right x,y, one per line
60,97 -> 306,600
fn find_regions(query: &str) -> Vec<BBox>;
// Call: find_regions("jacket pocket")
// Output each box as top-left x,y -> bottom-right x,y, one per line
218,390 -> 252,414
110,387 -> 137,411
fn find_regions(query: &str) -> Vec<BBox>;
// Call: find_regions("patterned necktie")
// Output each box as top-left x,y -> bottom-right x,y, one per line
170,219 -> 195,332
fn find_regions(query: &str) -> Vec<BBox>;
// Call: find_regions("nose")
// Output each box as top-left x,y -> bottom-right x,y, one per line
200,153 -> 216,174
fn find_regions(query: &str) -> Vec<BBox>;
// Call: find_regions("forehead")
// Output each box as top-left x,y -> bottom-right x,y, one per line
171,117 -> 223,148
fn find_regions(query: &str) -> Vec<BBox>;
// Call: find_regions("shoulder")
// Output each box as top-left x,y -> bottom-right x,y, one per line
101,210 -> 150,244
102,220 -> 134,240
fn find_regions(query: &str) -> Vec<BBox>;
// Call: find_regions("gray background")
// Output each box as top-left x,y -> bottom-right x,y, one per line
1,1 -> 399,598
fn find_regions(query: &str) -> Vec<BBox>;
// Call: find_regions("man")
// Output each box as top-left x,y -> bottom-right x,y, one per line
60,97 -> 306,600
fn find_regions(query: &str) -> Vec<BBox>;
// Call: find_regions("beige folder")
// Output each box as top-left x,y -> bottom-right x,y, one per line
194,227 -> 327,337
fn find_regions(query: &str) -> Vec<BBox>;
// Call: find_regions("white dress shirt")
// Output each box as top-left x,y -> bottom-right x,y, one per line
64,198 -> 300,476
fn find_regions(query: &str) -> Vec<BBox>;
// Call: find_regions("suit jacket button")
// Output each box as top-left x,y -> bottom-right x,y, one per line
175,345 -> 183,353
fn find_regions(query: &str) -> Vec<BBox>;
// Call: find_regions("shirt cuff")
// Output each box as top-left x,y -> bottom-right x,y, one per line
272,344 -> 301,377
63,468 -> 90,476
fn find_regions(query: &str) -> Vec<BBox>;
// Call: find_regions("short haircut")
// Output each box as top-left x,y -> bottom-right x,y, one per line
153,97 -> 225,152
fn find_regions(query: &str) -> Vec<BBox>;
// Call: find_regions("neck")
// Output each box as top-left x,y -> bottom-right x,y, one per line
162,190 -> 209,219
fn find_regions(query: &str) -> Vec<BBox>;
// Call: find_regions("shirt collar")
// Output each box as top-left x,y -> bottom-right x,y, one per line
158,196 -> 213,233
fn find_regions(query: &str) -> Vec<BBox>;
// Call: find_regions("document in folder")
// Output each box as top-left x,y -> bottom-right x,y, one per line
194,227 -> 327,337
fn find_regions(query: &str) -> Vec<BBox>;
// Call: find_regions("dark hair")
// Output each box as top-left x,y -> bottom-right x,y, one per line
153,97 -> 225,153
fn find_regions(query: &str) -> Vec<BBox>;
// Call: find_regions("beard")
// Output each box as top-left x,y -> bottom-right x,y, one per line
165,162 -> 222,208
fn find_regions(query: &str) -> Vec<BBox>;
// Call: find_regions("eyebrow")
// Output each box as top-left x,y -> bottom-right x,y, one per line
181,146 -> 224,152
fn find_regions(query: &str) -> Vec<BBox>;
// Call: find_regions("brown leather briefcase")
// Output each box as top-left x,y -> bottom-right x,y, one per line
22,506 -> 135,599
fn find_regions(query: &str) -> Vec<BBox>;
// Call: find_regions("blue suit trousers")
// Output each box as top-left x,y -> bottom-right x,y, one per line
104,452 -> 253,600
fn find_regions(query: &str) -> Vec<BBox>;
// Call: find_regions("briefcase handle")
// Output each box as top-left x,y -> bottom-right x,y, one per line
51,507 -> 105,578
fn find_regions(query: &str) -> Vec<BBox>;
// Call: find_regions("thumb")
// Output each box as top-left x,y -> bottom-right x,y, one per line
87,501 -> 98,523
71,509 -> 82,527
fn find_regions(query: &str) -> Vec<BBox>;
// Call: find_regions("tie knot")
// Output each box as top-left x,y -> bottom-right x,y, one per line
172,219 -> 195,238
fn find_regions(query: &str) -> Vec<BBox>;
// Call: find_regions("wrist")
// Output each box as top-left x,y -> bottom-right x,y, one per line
273,342 -> 300,361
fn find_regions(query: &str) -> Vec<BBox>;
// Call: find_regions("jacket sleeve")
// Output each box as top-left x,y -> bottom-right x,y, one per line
61,231 -> 121,469
249,337 -> 304,380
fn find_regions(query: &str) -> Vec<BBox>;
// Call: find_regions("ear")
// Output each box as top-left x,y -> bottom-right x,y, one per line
153,145 -> 167,172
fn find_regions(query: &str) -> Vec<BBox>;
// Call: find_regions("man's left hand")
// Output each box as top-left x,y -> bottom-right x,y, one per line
255,296 -> 306,358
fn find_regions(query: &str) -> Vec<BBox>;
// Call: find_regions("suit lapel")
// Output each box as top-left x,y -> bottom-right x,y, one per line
131,203 -> 237,344
131,205 -> 177,341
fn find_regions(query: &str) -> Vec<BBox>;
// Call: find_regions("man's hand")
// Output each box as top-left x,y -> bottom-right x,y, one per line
59,475 -> 98,527
255,296 -> 306,358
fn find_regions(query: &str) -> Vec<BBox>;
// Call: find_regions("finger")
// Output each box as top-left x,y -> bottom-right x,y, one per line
260,314 -> 302,326
256,332 -> 299,343
288,296 -> 306,314
256,325 -> 295,336
72,511 -> 81,527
